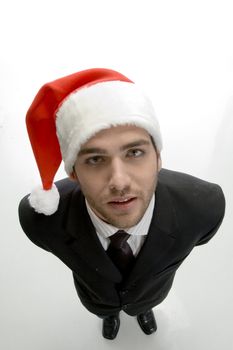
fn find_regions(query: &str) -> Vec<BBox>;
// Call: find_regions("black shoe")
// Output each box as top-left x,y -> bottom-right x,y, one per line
137,309 -> 157,335
102,315 -> 120,340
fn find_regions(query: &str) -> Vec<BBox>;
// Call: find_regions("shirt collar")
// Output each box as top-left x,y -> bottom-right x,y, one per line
85,194 -> 155,238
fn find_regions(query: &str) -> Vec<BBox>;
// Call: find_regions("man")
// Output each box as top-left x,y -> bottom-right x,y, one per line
18,68 -> 225,340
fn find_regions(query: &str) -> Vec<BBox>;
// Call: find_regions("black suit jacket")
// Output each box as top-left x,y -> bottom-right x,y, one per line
18,169 -> 225,316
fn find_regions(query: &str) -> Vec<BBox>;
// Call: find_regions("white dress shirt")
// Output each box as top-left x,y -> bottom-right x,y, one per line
85,195 -> 155,257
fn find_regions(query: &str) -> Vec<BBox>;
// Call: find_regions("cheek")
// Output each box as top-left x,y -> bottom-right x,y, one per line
140,164 -> 159,190
78,174 -> 104,198
141,159 -> 159,178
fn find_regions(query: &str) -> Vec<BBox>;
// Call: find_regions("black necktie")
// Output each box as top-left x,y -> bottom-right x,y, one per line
107,230 -> 135,277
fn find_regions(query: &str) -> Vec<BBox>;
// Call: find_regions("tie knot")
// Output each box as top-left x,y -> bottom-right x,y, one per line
109,230 -> 130,249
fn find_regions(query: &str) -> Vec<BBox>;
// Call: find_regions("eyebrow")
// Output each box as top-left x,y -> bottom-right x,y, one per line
78,139 -> 151,156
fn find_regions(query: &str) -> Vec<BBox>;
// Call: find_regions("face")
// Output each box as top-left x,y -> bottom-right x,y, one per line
71,125 -> 162,229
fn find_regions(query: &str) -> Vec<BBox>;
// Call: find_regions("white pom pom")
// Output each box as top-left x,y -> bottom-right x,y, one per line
28,184 -> 60,215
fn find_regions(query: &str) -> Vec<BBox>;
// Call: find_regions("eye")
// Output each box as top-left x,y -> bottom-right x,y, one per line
85,156 -> 105,165
127,149 -> 144,158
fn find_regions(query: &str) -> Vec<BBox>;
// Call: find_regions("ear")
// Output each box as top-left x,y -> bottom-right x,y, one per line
69,169 -> 79,183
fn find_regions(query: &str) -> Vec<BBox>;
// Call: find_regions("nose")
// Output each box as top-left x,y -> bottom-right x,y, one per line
108,158 -> 131,193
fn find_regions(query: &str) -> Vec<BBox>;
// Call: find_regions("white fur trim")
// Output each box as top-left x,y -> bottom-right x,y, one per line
28,184 -> 60,215
56,80 -> 162,174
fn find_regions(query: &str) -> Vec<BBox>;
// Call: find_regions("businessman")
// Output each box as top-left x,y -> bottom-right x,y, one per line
19,68 -> 225,340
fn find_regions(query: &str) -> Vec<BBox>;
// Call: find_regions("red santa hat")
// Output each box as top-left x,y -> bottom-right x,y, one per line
26,68 -> 162,215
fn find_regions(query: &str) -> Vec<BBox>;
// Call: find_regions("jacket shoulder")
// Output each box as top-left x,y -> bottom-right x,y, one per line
158,168 -> 225,234
18,178 -> 79,250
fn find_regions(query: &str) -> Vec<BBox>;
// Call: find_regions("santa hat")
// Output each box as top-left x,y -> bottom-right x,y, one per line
26,68 -> 162,215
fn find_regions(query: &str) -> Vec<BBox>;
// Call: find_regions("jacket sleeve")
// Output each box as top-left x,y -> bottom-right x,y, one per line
196,184 -> 226,246
18,195 -> 51,252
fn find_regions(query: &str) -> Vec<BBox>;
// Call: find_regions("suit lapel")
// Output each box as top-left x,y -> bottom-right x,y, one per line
64,187 -> 122,283
126,179 -> 178,285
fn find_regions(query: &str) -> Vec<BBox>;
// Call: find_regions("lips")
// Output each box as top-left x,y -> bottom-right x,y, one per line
108,197 -> 135,204
107,197 -> 137,210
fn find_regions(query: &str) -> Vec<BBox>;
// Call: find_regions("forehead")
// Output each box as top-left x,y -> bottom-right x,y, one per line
80,125 -> 151,149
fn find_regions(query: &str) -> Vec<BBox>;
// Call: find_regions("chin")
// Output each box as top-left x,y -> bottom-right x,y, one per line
108,215 -> 142,229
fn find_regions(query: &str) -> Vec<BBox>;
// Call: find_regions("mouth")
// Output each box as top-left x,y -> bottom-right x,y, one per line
107,197 -> 137,210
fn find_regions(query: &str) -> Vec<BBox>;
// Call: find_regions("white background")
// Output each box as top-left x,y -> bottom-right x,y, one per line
0,0 -> 232,349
